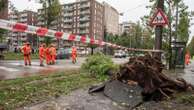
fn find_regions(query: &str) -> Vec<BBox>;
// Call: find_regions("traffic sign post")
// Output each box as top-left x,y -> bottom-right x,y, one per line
150,8 -> 168,26
151,0 -> 165,61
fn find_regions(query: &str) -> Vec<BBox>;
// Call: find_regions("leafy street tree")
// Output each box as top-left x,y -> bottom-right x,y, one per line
177,2 -> 190,42
187,36 -> 194,57
106,21 -> 153,50
39,0 -> 61,45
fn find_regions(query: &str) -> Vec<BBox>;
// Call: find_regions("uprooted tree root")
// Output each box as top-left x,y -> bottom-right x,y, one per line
115,54 -> 194,101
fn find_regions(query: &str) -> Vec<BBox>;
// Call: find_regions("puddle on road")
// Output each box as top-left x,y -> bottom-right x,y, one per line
165,65 -> 194,85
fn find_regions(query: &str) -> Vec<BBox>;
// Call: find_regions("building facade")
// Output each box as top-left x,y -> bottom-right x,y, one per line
8,10 -> 37,47
103,2 -> 119,35
0,0 -> 8,19
119,21 -> 136,35
37,0 -> 104,40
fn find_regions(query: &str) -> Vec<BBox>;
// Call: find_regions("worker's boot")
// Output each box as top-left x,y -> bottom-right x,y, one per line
40,64 -> 44,67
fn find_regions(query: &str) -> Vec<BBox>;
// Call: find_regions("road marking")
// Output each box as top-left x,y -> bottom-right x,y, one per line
0,66 -> 19,72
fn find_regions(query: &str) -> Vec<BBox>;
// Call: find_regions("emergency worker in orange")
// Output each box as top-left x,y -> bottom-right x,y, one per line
21,42 -> 32,66
50,44 -> 57,65
45,46 -> 51,65
185,51 -> 190,65
39,43 -> 46,66
71,46 -> 77,64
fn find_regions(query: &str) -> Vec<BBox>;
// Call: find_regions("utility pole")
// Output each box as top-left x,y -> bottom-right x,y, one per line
154,0 -> 164,59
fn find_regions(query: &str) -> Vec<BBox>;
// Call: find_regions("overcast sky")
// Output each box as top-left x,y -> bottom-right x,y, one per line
10,0 -> 194,41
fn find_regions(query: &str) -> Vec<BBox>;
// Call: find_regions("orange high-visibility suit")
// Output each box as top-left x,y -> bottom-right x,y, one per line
39,45 -> 45,66
185,52 -> 190,65
45,47 -> 51,65
71,47 -> 77,64
21,43 -> 31,66
50,46 -> 56,64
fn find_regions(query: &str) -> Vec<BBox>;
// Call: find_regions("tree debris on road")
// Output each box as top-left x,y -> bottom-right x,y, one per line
116,54 -> 194,101
89,54 -> 194,108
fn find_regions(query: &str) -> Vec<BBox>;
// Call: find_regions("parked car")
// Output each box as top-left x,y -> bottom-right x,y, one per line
114,50 -> 126,58
56,48 -> 71,59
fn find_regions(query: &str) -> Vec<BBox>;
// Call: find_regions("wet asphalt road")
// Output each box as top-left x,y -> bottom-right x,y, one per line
21,89 -> 128,110
1,57 -> 194,84
0,57 -> 129,80
168,60 -> 194,85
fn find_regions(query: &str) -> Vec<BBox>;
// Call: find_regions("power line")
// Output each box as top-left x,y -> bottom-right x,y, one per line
121,2 -> 148,14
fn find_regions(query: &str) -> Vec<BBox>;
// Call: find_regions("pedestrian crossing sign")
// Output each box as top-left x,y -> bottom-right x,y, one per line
150,8 -> 168,26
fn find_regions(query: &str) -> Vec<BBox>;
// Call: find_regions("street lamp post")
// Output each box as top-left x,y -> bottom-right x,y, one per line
174,1 -> 179,68
166,0 -> 173,69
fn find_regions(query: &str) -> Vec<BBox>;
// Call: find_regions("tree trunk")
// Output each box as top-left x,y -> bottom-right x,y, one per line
154,0 -> 164,59
91,47 -> 94,55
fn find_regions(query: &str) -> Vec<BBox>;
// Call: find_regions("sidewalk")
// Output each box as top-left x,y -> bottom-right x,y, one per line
166,60 -> 194,85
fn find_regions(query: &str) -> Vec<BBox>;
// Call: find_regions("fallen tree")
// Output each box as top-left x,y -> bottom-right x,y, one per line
114,54 -> 194,101
89,54 -> 194,102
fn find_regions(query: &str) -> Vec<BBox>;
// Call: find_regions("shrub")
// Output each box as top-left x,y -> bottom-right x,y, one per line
81,53 -> 118,80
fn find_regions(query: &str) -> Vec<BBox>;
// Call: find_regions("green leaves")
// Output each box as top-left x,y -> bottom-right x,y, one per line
187,36 -> 194,57
176,2 -> 190,43
39,0 -> 61,45
81,53 -> 118,81
40,0 -> 61,28
106,22 -> 153,49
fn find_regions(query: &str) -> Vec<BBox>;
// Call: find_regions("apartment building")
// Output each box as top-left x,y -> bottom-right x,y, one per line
0,0 -> 8,19
119,21 -> 136,35
8,10 -> 37,47
103,2 -> 119,35
37,0 -> 104,40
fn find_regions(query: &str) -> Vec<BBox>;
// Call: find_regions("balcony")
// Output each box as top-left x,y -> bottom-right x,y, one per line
20,18 -> 27,22
37,16 -> 44,21
37,22 -> 45,26
80,10 -> 90,15
50,26 -> 57,30
79,29 -> 89,34
79,23 -> 89,27
63,25 -> 72,28
20,33 -> 27,36
63,19 -> 73,23
80,3 -> 90,9
63,13 -> 73,17
11,33 -> 18,37
21,37 -> 27,41
63,6 -> 73,11
20,13 -> 28,17
11,37 -> 18,41
79,0 -> 89,3
9,19 -> 18,22
10,15 -> 18,19
80,17 -> 90,22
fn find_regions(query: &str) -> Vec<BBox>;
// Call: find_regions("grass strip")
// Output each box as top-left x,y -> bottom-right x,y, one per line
0,70 -> 98,110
